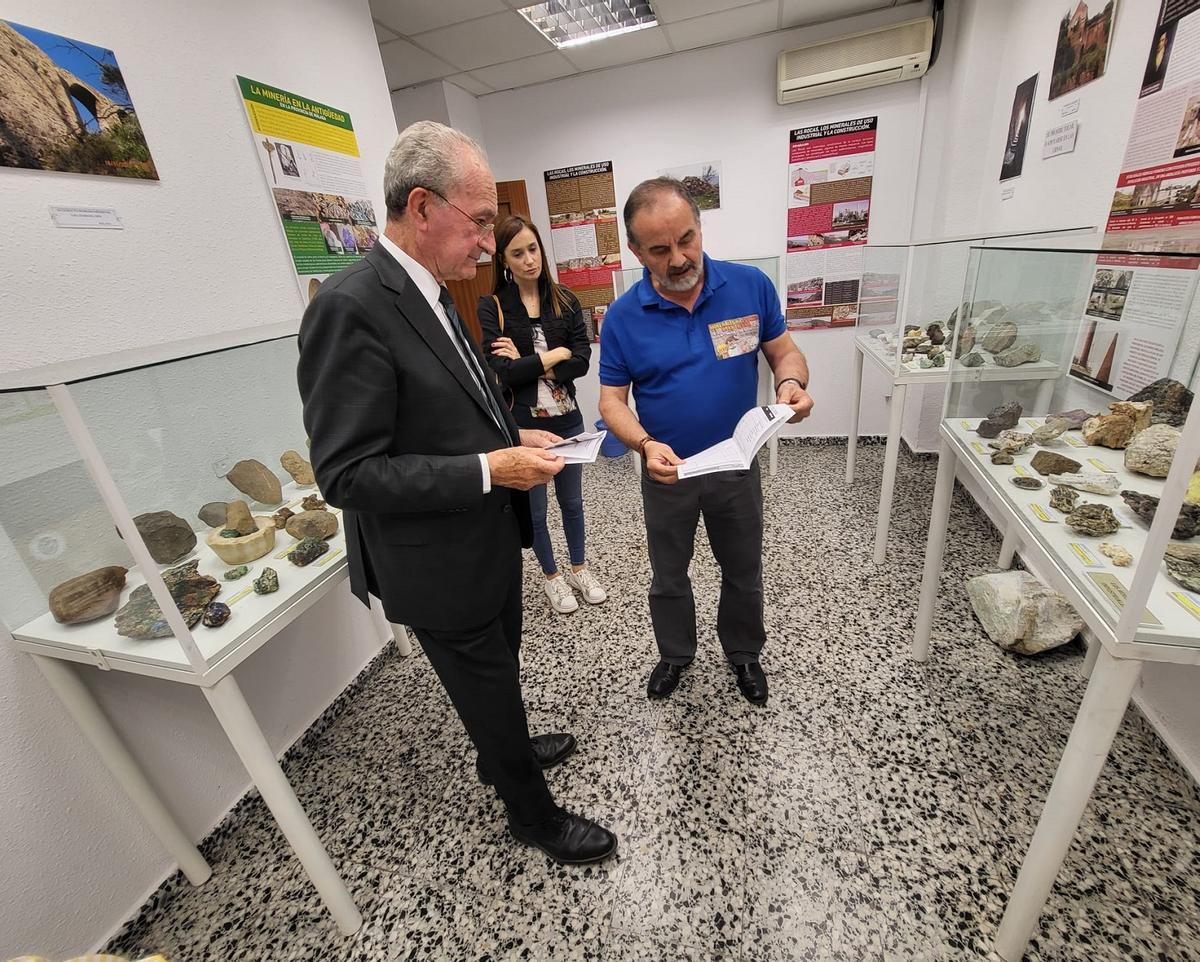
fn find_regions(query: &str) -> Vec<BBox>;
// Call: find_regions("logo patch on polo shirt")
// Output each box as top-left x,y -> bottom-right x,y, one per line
707,315 -> 760,360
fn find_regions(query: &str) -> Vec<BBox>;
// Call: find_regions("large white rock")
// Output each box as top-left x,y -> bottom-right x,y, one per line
965,571 -> 1083,655
1124,423 -> 1181,478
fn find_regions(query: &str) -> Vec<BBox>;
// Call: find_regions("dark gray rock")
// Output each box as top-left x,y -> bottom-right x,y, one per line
1066,503 -> 1120,536
1031,450 -> 1082,477
133,511 -> 196,565
1128,377 -> 1193,427
1120,489 -> 1200,539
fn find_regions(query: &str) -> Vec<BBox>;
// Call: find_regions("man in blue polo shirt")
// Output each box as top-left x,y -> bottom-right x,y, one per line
599,177 -> 812,705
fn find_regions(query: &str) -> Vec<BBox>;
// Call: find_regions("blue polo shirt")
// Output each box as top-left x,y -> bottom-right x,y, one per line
600,255 -> 786,459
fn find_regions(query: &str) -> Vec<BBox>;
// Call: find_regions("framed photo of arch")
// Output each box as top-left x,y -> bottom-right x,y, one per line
0,20 -> 158,179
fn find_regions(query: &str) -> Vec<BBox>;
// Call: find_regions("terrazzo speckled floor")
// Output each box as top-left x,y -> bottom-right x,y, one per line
106,441 -> 1200,962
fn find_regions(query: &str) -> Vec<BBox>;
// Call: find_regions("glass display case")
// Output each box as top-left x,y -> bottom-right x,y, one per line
0,335 -> 350,682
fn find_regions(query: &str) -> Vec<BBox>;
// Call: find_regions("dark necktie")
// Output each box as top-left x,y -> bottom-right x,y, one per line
438,287 -> 512,443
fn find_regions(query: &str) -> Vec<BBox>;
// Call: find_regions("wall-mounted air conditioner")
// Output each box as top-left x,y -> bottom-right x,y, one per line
777,17 -> 933,104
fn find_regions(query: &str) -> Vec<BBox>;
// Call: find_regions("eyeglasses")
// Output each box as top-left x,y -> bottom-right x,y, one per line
426,188 -> 495,240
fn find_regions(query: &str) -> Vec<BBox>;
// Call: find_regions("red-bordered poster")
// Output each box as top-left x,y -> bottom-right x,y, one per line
784,117 -> 877,331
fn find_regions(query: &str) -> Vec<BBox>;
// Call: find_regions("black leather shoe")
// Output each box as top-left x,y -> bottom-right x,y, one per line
477,732 -> 577,785
647,660 -> 683,699
733,661 -> 768,704
509,808 -> 618,865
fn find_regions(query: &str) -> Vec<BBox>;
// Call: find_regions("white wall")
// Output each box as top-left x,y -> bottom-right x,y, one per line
0,1 -> 395,956
474,4 -> 930,441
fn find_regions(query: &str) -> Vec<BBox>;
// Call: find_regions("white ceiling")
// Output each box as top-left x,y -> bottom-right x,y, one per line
371,0 -> 923,95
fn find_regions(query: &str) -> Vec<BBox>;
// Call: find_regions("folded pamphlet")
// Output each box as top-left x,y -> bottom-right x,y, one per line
545,430 -> 607,464
676,405 -> 793,479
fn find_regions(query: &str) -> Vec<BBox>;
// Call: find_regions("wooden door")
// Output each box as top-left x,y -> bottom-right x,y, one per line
446,179 -> 530,343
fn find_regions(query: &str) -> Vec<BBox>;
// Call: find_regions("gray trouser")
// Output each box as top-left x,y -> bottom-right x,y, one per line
640,460 -> 765,666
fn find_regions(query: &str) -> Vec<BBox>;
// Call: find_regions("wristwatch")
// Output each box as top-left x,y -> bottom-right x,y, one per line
636,435 -> 655,459
776,377 -> 807,392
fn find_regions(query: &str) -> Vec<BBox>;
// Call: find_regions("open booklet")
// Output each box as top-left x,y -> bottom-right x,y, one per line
676,405 -> 794,479
544,430 -> 607,464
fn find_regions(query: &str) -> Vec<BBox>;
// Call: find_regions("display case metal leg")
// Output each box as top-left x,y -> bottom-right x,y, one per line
912,436 -> 957,662
768,436 -> 779,478
1081,635 -> 1100,678
997,525 -> 1018,569
873,382 -> 908,564
992,647 -> 1141,962
30,654 -> 212,887
846,347 -> 865,484
203,675 -> 362,936
389,622 -> 414,657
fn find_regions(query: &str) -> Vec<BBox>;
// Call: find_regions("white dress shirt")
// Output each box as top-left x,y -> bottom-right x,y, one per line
376,234 -> 495,493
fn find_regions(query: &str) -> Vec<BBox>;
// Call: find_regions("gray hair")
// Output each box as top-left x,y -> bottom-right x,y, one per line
383,120 -> 486,219
623,177 -> 701,246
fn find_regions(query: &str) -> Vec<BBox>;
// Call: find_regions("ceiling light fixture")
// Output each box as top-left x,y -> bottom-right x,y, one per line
518,1 -> 657,49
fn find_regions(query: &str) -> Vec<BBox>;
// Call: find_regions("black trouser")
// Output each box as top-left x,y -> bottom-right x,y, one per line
640,461 -> 766,666
409,557 -> 557,826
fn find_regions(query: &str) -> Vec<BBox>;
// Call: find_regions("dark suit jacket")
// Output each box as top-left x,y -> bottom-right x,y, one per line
297,243 -> 532,631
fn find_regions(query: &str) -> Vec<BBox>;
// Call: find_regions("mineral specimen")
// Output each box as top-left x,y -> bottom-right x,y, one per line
960,351 -> 984,367
1011,476 -> 1044,490
280,450 -> 315,486
1049,485 -> 1079,514
1082,413 -> 1135,449
991,451 -> 1015,465
1047,472 -> 1121,495
198,502 -> 228,528
1065,503 -> 1120,537
226,459 -> 283,505
133,511 -> 196,565
1128,378 -> 1193,427
977,402 -> 1023,438
285,509 -> 339,541
1190,472 -> 1200,506
1031,418 -> 1072,445
966,571 -> 1082,655
1049,409 -> 1092,430
994,341 -> 1042,367
989,430 -> 1033,455
273,506 -> 295,529
919,354 -> 946,369
926,322 -> 945,345
1124,423 -> 1183,478
1165,542 -> 1200,591
223,565 -> 250,581
1030,450 -> 1082,477
981,321 -> 1018,353
1099,542 -> 1133,567
1120,489 -> 1200,539
49,566 -> 128,625
1110,400 -> 1153,435
289,536 -> 329,567
220,529 -> 241,539
225,500 -> 256,537
113,560 -> 220,639
956,325 -> 976,358
202,602 -> 231,628
301,495 -> 327,512
253,567 -> 280,595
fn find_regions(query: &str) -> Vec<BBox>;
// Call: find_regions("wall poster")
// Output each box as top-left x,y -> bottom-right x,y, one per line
784,116 -> 876,331
237,75 -> 379,305
1000,73 -> 1038,182
543,160 -> 623,341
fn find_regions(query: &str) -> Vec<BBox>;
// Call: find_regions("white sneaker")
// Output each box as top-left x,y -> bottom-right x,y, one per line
544,575 -> 579,613
565,566 -> 607,604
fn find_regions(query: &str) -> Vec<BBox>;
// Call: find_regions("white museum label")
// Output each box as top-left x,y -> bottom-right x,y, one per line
971,441 -> 987,455
1043,120 -> 1079,160
1000,185 -> 1016,201
1068,543 -> 1101,567
49,205 -> 123,229
1028,503 -> 1054,523
1064,435 -> 1087,447
1168,591 -> 1200,622
1088,458 -> 1117,473
227,586 -> 255,606
1013,464 -> 1030,477
1087,572 -> 1162,627
1061,99 -> 1080,117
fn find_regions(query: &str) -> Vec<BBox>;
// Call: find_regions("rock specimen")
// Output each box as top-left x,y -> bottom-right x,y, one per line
1047,472 -> 1121,495
1124,423 -> 1182,478
989,430 -> 1033,455
919,354 -> 946,369
1189,471 -> 1200,506
1099,542 -> 1133,567
223,565 -> 249,581
994,342 -> 1042,367
1066,503 -> 1120,537
202,602 -> 231,628
960,351 -> 984,367
198,502 -> 228,528
956,325 -> 976,358
289,536 -> 329,567
226,459 -> 283,505
133,511 -> 196,565
280,450 -> 315,486
1165,542 -> 1200,591
991,451 -> 1015,465
1120,489 -> 1200,539
273,506 -> 295,529
1050,409 -> 1092,430
977,402 -> 1023,438
1128,378 -> 1192,427
1031,418 -> 1071,445
926,322 -> 945,345
114,560 -> 220,640
1030,450 -> 1082,477
286,509 -> 339,541
1049,485 -> 1079,514
253,567 -> 280,595
1011,476 -> 1044,490
49,566 -> 128,625
1110,400 -> 1153,435
966,571 -> 1082,655
301,495 -> 327,512
1082,412 -> 1135,449
225,500 -> 256,537
981,321 -> 1018,353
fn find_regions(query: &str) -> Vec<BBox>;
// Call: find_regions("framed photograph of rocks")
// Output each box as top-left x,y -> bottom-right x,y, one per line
0,20 -> 158,178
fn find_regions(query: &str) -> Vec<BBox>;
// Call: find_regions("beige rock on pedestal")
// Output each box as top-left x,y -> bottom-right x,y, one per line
280,450 -> 315,486
224,500 -> 256,537
226,459 -> 283,505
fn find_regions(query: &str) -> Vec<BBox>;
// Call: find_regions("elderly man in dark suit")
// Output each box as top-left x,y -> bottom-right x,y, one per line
297,121 -> 616,865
